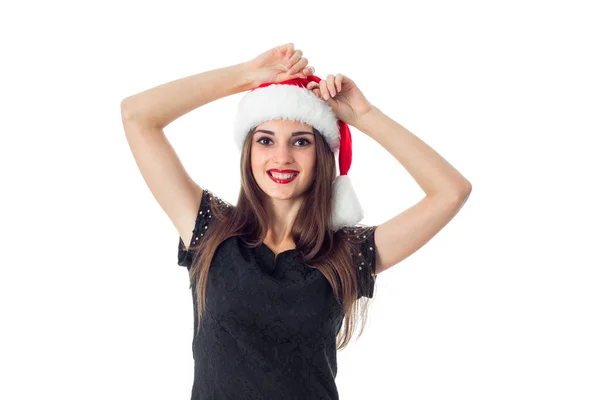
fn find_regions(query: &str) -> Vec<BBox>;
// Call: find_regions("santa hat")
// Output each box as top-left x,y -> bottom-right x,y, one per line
233,75 -> 364,231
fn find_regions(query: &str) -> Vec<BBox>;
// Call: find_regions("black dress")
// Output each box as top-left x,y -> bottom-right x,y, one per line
177,188 -> 378,400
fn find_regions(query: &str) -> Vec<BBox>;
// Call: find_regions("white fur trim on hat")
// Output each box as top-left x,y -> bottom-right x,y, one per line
233,84 -> 341,153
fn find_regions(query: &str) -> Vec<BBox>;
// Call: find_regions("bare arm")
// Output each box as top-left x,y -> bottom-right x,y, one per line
354,107 -> 471,275
355,106 -> 471,197
120,62 -> 255,249
121,62 -> 255,128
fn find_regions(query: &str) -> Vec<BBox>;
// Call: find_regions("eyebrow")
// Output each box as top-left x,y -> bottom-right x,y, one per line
253,129 -> 314,137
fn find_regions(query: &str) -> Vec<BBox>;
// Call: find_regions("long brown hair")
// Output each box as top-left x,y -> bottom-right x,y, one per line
187,125 -> 376,350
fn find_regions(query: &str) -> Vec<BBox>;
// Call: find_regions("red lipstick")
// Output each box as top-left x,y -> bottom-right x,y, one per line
267,169 -> 299,184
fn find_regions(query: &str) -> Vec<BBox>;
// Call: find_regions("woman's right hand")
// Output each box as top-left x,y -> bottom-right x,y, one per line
244,43 -> 315,87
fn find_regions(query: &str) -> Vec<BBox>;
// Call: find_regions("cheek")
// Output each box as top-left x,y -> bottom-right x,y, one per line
251,151 -> 264,162
250,151 -> 267,171
304,154 -> 317,173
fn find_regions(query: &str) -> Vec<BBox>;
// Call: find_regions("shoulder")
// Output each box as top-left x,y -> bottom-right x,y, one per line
204,188 -> 233,207
339,225 -> 377,240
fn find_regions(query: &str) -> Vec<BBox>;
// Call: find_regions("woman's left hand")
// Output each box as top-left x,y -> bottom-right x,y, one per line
307,74 -> 374,127
245,43 -> 315,86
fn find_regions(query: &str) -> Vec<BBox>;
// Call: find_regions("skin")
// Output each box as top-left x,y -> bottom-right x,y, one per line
250,118 -> 317,249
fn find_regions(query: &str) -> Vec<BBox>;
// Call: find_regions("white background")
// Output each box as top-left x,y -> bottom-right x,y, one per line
1,0 -> 599,399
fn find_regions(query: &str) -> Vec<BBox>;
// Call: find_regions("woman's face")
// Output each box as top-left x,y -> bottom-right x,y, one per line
250,119 -> 317,201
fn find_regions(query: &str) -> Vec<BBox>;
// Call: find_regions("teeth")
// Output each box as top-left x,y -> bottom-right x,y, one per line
271,172 -> 297,179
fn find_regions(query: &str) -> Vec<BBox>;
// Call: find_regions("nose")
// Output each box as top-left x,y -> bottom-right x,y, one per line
272,142 -> 294,164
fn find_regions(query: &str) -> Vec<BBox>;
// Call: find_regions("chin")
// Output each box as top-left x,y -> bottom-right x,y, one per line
263,188 -> 296,199
260,181 -> 305,200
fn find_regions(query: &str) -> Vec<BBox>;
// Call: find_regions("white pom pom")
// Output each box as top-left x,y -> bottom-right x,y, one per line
331,175 -> 364,231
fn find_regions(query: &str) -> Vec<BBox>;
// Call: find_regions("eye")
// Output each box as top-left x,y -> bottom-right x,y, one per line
295,138 -> 312,146
256,137 -> 312,147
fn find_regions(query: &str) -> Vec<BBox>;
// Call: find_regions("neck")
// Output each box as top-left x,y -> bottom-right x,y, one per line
263,196 -> 303,245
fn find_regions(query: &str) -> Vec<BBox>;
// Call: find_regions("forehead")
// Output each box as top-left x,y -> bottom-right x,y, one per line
254,119 -> 313,133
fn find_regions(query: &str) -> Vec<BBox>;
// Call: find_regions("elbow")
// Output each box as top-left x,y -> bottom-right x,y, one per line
461,181 -> 472,196
446,181 -> 472,203
120,98 -> 135,121
456,183 -> 472,206
456,181 -> 472,200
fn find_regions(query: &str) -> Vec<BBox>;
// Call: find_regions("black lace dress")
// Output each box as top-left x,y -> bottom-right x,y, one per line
177,188 -> 378,400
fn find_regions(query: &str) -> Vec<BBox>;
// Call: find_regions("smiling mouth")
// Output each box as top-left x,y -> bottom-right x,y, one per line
268,171 -> 299,183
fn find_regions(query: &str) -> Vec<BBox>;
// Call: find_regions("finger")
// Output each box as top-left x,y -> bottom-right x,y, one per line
279,42 -> 294,56
307,81 -> 320,96
302,65 -> 315,76
287,49 -> 303,69
289,57 -> 308,75
319,79 -> 329,100
335,73 -> 343,92
326,74 -> 336,98
307,82 -> 319,96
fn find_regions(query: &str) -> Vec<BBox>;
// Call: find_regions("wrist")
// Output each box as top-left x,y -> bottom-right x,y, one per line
236,61 -> 259,91
353,104 -> 380,132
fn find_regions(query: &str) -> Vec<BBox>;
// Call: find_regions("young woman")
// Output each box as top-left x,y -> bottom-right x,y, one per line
121,43 -> 471,399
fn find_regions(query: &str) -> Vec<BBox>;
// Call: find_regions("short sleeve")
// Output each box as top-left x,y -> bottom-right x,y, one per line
344,225 -> 378,299
177,188 -> 224,268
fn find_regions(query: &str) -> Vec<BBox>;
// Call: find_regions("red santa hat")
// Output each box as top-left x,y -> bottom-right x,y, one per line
233,75 -> 364,231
